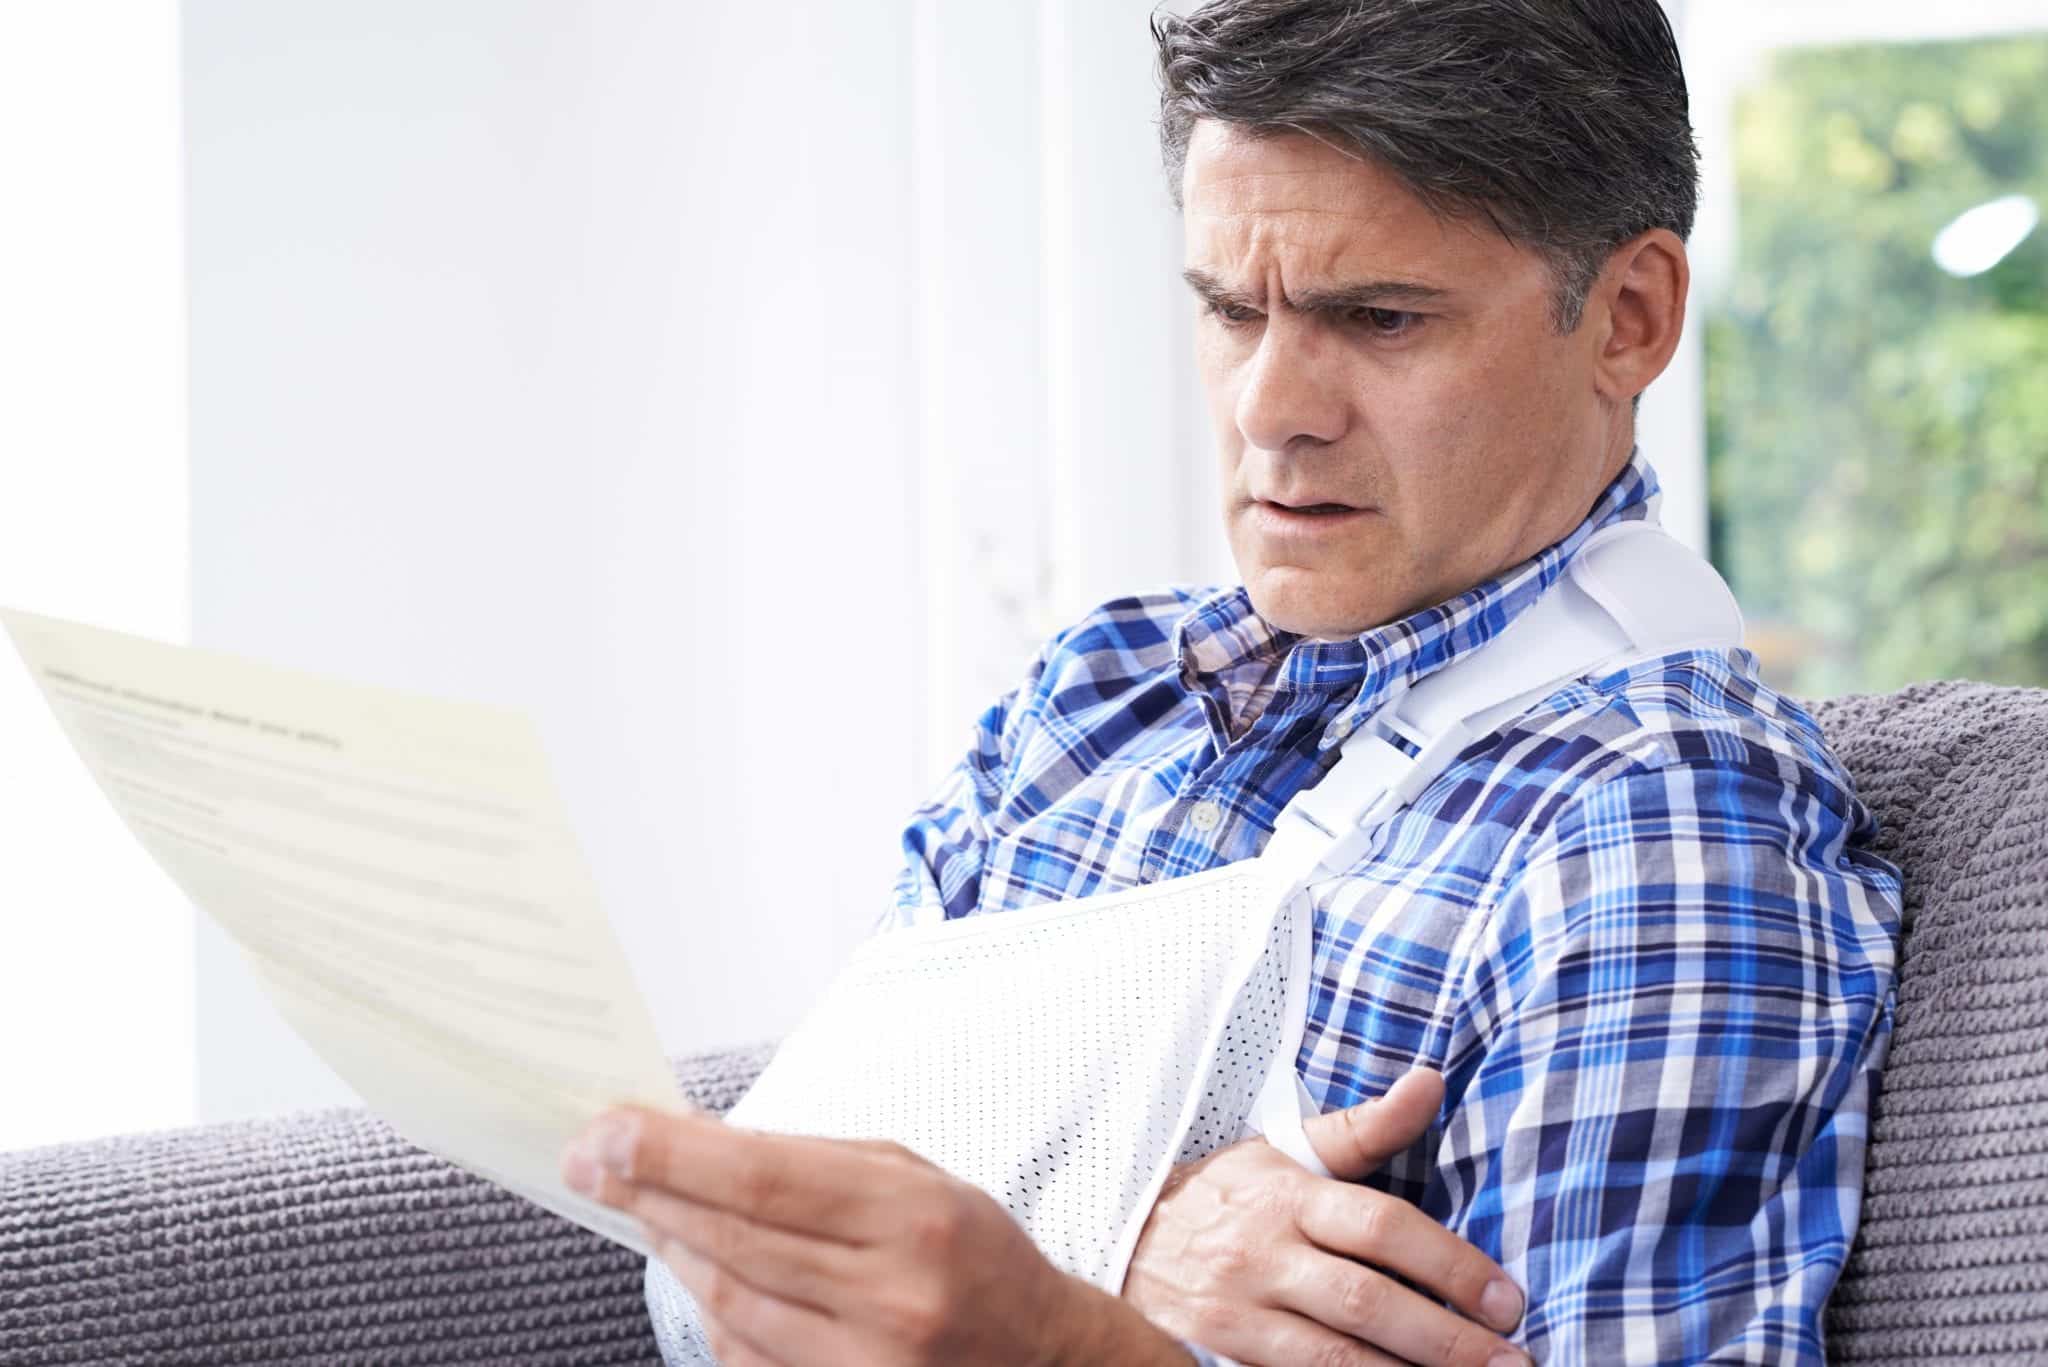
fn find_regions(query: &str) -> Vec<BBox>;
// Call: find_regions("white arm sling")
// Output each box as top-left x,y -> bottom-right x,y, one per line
647,521 -> 1741,1363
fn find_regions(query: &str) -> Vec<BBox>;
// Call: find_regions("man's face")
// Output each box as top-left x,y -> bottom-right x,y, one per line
1183,121 -> 1626,639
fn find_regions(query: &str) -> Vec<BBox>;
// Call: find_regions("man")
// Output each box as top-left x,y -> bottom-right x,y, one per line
561,1 -> 1902,1362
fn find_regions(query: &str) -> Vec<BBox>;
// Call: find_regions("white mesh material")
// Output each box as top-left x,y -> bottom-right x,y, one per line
1175,906 -> 1291,1165
647,862 -> 1301,1366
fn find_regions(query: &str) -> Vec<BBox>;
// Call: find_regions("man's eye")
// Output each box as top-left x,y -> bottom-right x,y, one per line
1348,306 -> 1420,337
1205,300 -> 1261,328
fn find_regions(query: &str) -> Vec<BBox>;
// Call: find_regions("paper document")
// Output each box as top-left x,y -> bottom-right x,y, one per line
1,606 -> 690,1258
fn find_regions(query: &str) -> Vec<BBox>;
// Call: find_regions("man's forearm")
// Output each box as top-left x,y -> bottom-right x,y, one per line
1043,1274 -> 1199,1366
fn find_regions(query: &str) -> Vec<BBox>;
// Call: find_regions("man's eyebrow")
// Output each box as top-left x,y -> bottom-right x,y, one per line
1180,268 -> 1260,311
1180,267 -> 1450,313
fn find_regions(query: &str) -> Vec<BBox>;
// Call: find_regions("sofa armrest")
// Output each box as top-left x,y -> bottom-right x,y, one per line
0,1043 -> 777,1366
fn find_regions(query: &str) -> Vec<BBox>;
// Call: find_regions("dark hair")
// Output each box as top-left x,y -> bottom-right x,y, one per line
1152,0 -> 1699,331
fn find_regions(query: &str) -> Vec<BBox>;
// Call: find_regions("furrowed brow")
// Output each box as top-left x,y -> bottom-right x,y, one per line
1180,267 -> 1449,315
1292,280 -> 1449,313
1180,267 -> 1259,311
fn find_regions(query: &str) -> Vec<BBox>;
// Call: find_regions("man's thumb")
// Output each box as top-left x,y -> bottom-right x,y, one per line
1300,1067 -> 1445,1180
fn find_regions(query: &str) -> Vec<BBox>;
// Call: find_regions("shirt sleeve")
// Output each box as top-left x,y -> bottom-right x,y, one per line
1428,757 -> 1902,1364
880,648 -> 1049,933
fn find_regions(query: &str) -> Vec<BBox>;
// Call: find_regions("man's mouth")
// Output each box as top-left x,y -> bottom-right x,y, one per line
1259,496 -> 1370,515
1250,499 -> 1376,536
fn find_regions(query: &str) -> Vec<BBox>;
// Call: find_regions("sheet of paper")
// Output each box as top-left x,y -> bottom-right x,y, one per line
1,605 -> 692,1258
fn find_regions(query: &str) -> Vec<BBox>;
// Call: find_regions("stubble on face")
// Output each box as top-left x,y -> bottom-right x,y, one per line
1182,122 -> 1625,639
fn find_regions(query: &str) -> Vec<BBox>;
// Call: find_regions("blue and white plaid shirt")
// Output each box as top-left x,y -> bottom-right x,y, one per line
886,451 -> 1902,1364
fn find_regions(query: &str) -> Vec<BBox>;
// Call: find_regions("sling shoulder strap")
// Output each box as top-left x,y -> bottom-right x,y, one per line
1247,520 -> 1743,1172
1258,519 -> 1743,891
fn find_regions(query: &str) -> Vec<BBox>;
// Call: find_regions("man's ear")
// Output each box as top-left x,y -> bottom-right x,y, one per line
1589,228 -> 1689,404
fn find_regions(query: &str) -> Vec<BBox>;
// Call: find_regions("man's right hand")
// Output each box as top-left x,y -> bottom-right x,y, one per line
1122,1069 -> 1530,1367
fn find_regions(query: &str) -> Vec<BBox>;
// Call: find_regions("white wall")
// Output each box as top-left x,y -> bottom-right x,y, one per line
182,0 -> 1212,1121
0,1 -> 193,1153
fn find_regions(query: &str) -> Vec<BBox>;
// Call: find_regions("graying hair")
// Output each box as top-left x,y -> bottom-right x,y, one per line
1152,0 -> 1699,332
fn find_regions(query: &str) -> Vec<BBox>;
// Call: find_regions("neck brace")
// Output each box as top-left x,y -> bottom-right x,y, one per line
648,519 -> 1742,1364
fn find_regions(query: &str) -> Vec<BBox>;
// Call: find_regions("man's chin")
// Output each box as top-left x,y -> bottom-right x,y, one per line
1243,573 -> 1398,641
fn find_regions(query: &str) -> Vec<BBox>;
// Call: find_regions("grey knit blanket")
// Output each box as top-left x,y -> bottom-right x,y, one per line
3,681 -> 2044,1364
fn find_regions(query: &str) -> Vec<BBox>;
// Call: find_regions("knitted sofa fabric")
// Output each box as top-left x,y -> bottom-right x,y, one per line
0,1044 -> 776,1367
2,682 -> 2044,1364
1810,683 -> 2048,1363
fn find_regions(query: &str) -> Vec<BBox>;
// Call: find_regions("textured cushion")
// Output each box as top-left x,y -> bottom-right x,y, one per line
0,1043 -> 775,1366
1811,682 -> 2048,1364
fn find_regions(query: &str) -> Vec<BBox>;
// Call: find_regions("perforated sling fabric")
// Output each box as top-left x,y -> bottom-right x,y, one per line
646,863 -> 1302,1365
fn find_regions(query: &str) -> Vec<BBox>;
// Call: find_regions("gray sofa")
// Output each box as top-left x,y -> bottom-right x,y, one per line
4,681 -> 2044,1365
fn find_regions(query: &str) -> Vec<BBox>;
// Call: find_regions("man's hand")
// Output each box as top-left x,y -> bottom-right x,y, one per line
1122,1069 -> 1529,1367
561,1107 -> 1196,1367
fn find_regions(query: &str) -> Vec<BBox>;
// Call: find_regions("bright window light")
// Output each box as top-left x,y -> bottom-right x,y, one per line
1932,193 -> 2040,278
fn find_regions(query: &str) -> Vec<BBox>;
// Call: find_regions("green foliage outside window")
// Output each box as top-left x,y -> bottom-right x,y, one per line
1706,35 -> 2048,698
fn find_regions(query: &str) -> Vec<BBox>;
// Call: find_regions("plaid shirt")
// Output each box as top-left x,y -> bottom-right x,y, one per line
887,452 -> 1903,1364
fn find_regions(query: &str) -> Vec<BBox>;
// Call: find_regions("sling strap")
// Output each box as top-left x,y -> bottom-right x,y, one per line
1247,520 -> 1744,1173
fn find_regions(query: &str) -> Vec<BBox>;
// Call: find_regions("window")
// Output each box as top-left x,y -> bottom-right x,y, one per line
1694,14 -> 2048,696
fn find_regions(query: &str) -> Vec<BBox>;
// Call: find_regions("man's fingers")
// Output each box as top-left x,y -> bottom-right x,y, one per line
662,1240 -> 820,1367
1292,1069 -> 1526,1337
571,1105 -> 898,1243
620,1181 -> 859,1314
1273,1245 -> 1529,1367
1302,1067 -> 1445,1179
1165,1304 -> 1410,1367
1296,1182 -> 1524,1337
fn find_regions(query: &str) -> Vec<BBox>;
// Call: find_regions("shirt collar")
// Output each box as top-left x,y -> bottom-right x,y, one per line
1173,448 -> 1662,729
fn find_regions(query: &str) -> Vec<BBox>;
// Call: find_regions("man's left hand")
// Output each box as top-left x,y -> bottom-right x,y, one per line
561,1106 -> 1192,1366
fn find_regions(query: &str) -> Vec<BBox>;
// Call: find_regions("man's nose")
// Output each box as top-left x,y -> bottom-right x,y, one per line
1233,317 -> 1348,454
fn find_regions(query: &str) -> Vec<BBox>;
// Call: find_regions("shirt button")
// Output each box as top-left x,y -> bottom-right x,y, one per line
1333,714 -> 1356,738
1190,800 -> 1222,832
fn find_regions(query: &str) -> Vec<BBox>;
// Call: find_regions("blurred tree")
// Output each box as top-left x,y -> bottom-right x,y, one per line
1706,34 -> 2048,697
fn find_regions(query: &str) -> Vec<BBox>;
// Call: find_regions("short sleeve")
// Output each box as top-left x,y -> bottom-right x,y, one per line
1428,758 -> 1902,1363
